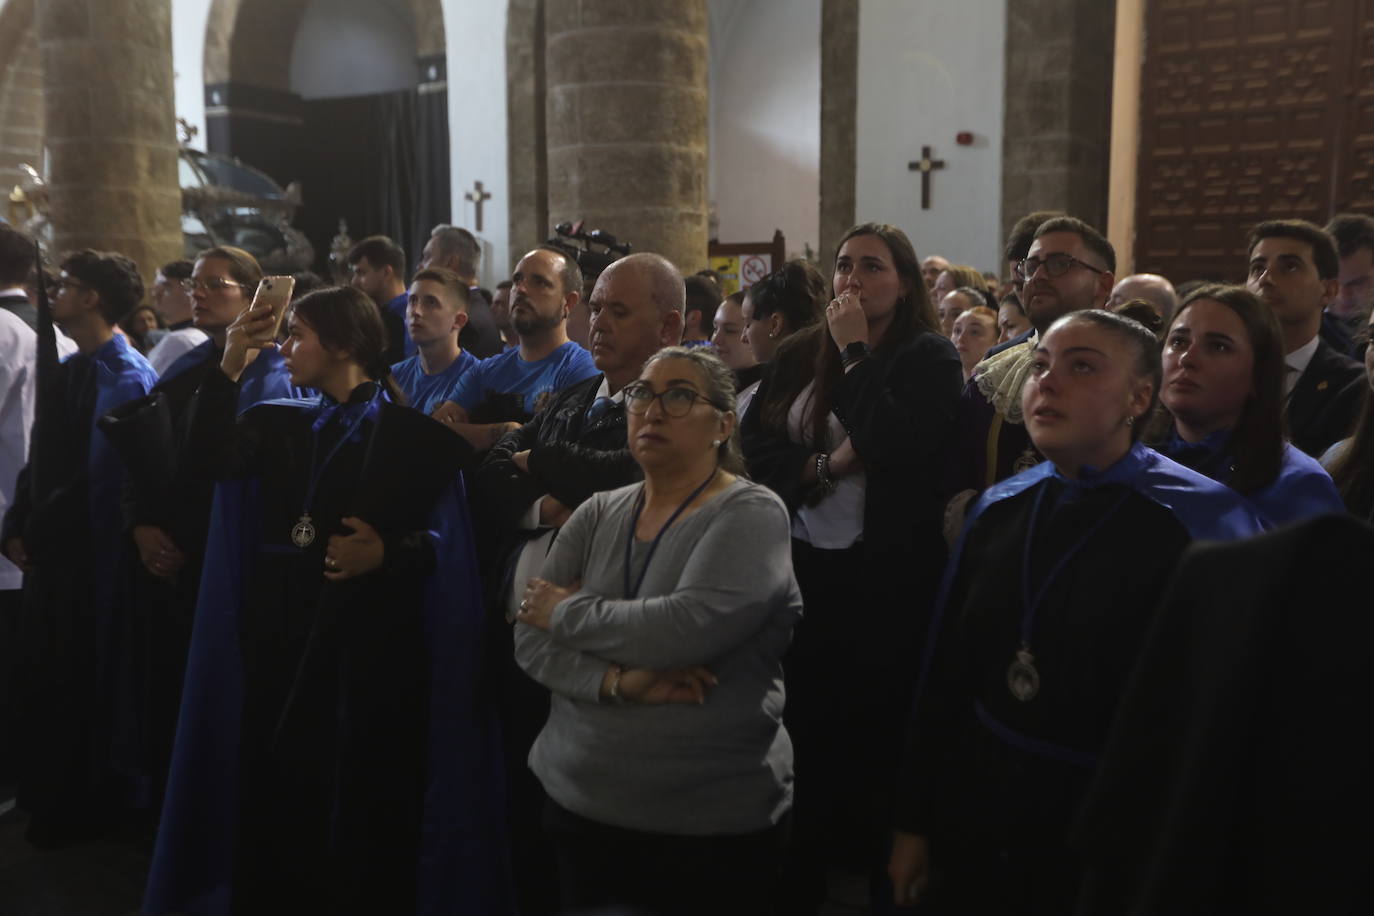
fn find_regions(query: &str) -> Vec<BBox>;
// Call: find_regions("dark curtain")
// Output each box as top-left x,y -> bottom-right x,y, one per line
299,87 -> 451,277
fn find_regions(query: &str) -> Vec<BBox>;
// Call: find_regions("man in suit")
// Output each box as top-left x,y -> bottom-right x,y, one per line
1246,219 -> 1366,457
470,251 -> 684,916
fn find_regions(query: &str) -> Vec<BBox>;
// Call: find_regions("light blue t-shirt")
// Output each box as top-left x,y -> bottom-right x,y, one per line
391,348 -> 479,416
448,340 -> 597,420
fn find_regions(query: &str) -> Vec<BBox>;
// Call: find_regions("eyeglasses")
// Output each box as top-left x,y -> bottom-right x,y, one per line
1017,254 -> 1105,279
622,383 -> 726,418
181,278 -> 245,294
56,278 -> 92,295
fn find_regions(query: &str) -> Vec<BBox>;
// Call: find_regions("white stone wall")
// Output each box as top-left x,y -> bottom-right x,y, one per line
172,0 -> 214,144
855,0 -> 1007,273
708,0 -> 821,257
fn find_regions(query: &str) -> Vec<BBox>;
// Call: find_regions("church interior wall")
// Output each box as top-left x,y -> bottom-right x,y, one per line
854,0 -> 1007,274
708,0 -> 821,259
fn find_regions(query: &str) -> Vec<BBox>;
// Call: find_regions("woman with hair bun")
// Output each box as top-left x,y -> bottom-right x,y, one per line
144,286 -> 506,915
889,310 -> 1263,914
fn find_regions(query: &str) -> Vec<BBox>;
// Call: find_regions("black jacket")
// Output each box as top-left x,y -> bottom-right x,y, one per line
1285,339 -> 1366,457
741,329 -> 962,561
472,373 -> 640,601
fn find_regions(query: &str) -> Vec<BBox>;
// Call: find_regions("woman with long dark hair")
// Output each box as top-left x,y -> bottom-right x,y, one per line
144,286 -> 504,915
738,259 -> 827,417
1155,284 -> 1342,525
742,223 -> 962,910
889,310 -> 1263,914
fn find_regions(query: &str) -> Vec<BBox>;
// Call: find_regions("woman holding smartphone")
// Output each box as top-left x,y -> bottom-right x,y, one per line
144,287 -> 503,915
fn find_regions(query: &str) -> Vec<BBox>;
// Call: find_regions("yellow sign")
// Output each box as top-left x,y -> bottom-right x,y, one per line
711,256 -> 741,295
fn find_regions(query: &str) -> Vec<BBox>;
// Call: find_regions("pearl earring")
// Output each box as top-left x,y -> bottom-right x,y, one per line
1125,415 -> 1135,427
711,439 -> 721,448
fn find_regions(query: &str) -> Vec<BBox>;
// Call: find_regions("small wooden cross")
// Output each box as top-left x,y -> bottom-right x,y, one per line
464,180 -> 493,232
908,146 -> 946,209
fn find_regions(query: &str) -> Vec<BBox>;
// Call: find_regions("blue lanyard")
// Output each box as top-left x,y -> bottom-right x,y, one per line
300,392 -> 379,520
622,469 -> 718,600
1018,482 -> 1132,646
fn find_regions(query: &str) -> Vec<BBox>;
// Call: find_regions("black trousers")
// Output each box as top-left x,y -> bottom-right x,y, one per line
544,798 -> 788,916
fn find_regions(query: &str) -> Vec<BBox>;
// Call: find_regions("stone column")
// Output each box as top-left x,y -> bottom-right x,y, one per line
818,0 -> 858,270
1001,0 -> 1116,244
545,0 -> 709,274
37,0 -> 182,280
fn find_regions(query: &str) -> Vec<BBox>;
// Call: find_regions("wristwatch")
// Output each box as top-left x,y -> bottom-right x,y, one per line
841,341 -> 871,368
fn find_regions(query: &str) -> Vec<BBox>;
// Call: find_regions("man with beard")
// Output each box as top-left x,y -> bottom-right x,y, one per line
943,217 -> 1115,530
432,246 -> 597,450
1246,219 -> 1366,456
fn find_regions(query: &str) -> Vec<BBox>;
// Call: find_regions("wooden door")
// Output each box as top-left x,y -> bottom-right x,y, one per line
1135,0 -> 1359,283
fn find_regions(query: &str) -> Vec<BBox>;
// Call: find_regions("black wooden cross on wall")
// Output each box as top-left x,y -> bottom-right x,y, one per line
465,180 -> 493,232
908,146 -> 946,209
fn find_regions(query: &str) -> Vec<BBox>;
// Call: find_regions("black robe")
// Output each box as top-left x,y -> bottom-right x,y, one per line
894,459 -> 1256,915
168,369 -> 478,914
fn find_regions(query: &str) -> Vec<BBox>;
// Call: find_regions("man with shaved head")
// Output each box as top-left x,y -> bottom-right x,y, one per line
1107,273 -> 1178,324
472,250 -> 685,916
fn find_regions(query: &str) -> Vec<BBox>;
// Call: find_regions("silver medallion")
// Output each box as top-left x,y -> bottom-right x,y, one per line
291,514 -> 316,548
1007,646 -> 1040,702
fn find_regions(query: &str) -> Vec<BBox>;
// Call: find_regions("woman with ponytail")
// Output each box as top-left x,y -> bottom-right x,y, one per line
144,286 -> 508,915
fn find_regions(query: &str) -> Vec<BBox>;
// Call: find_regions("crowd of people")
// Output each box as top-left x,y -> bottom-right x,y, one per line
0,204 -> 1370,915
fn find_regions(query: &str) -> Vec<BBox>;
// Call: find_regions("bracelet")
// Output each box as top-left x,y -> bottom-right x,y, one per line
608,664 -> 627,704
815,452 -> 837,494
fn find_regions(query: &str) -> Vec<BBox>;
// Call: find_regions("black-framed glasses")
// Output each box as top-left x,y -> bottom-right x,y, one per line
181,277 -> 245,294
1018,254 -> 1105,279
622,382 -> 726,418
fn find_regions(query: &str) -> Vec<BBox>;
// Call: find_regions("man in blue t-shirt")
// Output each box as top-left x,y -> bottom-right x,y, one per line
433,246 -> 597,450
390,267 -> 479,415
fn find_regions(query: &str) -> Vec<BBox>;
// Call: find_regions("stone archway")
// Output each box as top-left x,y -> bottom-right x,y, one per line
0,0 -> 43,203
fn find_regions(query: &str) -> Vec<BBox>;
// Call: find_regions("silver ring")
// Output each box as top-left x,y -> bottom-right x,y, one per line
519,598 -> 530,612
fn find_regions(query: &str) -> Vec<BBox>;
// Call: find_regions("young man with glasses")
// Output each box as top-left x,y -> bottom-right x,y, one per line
144,259 -> 206,375
943,218 -> 1116,533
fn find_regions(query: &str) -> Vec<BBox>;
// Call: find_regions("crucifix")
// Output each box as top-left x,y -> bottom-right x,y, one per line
908,146 -> 946,209
464,180 -> 493,232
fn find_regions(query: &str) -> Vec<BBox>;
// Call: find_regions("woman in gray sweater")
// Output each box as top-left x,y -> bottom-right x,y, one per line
514,346 -> 802,915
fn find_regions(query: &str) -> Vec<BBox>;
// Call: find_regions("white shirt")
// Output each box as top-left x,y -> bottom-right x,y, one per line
786,381 -> 866,549
147,326 -> 210,376
0,310 -> 36,589
1284,334 -> 1321,399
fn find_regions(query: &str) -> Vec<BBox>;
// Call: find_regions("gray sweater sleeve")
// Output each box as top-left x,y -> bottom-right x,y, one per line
513,494 -> 611,702
548,488 -> 794,669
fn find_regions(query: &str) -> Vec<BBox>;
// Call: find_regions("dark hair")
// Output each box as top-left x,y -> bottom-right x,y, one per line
1034,216 -> 1117,272
429,224 -> 481,277
1050,309 -> 1161,441
60,249 -> 145,325
289,286 -> 407,405
1246,219 -> 1339,280
158,259 -> 194,282
695,268 -> 724,287
953,285 -> 997,312
999,291 -> 1025,314
196,245 -> 264,290
684,275 -> 721,336
747,259 -> 826,335
0,222 -> 34,286
291,270 -> 326,300
347,235 -> 407,277
725,289 -> 747,307
760,223 -> 938,445
1161,283 -> 1286,494
529,244 -> 583,297
412,266 -> 470,311
1325,213 -> 1374,259
1112,297 -> 1165,337
1330,387 -> 1374,517
1003,210 -> 1065,263
496,279 -> 513,291
640,346 -> 747,476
